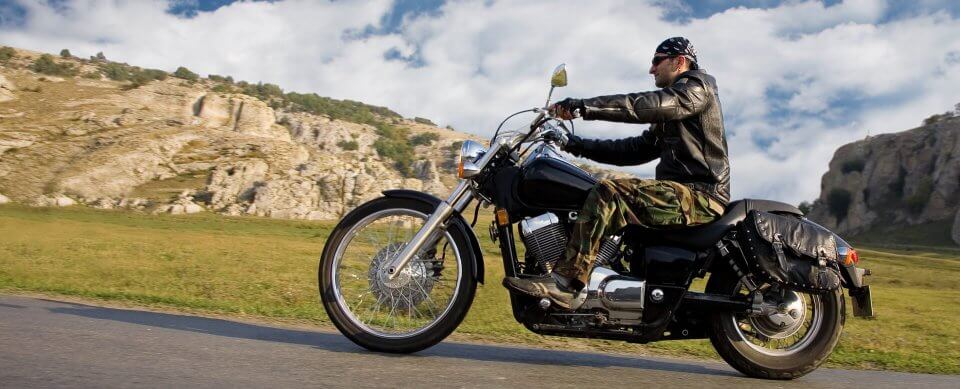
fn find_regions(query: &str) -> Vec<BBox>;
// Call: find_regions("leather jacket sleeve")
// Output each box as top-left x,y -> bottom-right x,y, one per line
579,77 -> 710,123
573,129 -> 661,166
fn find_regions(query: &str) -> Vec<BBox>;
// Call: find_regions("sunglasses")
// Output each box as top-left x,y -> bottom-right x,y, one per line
652,55 -> 676,66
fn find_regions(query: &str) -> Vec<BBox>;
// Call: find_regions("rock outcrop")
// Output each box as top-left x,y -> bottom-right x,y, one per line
0,47 -> 634,221
953,209 -> 960,246
0,74 -> 15,102
807,116 -> 960,243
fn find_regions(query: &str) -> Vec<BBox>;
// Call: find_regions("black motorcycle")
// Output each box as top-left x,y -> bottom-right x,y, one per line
319,65 -> 874,379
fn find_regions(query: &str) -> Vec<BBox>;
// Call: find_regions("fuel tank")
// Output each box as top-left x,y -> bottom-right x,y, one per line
518,156 -> 597,210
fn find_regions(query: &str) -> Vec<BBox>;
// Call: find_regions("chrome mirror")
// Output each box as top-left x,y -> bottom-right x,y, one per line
550,64 -> 567,87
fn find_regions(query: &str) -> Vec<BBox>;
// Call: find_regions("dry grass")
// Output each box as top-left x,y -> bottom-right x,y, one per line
0,203 -> 957,374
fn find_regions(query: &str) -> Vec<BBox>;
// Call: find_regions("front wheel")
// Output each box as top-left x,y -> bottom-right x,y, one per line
319,197 -> 477,353
706,270 -> 845,379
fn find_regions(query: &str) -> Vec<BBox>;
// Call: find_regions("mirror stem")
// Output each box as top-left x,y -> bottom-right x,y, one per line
544,85 -> 555,109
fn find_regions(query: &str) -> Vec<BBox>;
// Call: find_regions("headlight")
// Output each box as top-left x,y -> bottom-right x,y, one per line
457,140 -> 486,178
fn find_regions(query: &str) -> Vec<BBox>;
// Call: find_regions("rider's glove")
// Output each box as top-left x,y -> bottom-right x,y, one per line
563,134 -> 585,157
551,98 -> 584,120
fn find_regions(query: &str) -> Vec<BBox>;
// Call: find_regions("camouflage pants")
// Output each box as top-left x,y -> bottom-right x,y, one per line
553,179 -> 726,288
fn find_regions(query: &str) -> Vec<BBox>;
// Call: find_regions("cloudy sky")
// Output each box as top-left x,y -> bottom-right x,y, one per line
1,0 -> 959,204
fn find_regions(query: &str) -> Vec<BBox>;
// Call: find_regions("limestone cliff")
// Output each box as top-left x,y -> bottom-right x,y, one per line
0,47 -> 630,220
806,116 -> 960,245
0,48 -> 475,219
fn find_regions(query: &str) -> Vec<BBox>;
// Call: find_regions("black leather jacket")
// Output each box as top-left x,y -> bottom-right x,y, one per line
569,69 -> 730,204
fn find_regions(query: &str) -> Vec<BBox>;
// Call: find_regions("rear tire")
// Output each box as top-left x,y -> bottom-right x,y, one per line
705,270 -> 845,379
319,197 -> 477,353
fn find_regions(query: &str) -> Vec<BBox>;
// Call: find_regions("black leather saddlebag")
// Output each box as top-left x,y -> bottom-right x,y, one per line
737,210 -> 841,293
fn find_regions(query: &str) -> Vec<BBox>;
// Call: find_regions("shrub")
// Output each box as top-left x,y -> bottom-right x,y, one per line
905,178 -> 933,214
173,66 -> 199,81
30,54 -> 78,76
129,68 -> 167,87
922,112 -> 954,126
211,84 -> 232,93
413,117 -> 436,126
337,140 -> 359,151
93,51 -> 107,61
410,132 -> 440,146
798,201 -> 813,215
59,49 -> 72,58
0,46 -> 15,62
841,158 -> 865,174
373,123 -> 414,176
81,71 -> 101,79
241,82 -> 283,101
100,62 -> 130,81
827,189 -> 852,221
208,74 -> 233,83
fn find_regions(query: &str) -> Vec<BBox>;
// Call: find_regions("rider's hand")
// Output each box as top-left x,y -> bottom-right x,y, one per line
564,134 -> 584,157
549,98 -> 583,120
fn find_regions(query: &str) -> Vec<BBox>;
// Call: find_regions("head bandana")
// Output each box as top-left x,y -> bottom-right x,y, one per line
656,37 -> 698,65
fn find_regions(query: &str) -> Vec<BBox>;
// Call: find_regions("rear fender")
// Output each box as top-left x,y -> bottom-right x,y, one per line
382,190 -> 484,284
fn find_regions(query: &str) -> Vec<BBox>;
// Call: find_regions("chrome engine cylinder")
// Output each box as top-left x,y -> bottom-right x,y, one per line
519,213 -> 566,272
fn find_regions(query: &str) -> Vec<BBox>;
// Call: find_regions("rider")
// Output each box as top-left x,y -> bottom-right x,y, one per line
503,37 -> 731,309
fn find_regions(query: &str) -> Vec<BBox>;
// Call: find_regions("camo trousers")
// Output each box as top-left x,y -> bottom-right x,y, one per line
553,179 -> 726,288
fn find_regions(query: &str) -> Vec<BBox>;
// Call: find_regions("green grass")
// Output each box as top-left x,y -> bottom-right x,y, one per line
0,203 -> 958,374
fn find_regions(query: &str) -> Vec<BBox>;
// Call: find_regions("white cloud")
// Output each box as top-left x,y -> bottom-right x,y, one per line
1,0 -> 958,205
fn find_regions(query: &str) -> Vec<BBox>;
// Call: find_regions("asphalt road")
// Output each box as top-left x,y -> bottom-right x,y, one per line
1,295 -> 957,388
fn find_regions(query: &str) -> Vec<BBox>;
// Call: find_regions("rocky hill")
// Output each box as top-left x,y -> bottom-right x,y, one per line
806,115 -> 960,246
0,47 -> 630,220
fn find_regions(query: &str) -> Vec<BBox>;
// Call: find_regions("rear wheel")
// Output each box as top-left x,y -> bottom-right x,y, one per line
319,197 -> 477,353
706,270 -> 845,379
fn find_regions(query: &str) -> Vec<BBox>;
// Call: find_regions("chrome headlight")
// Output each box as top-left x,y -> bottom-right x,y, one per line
457,140 -> 486,178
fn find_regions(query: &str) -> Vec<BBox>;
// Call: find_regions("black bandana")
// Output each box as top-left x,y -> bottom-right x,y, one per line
656,37 -> 698,64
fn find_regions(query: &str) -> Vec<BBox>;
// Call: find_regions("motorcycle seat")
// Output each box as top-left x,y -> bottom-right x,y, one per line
625,199 -> 802,250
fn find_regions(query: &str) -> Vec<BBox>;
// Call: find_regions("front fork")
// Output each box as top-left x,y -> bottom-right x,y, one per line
383,180 -> 475,280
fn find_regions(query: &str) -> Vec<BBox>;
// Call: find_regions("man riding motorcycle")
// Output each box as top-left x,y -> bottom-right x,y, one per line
503,37 -> 731,309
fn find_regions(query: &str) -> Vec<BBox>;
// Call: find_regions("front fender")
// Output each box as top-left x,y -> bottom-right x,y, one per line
382,189 -> 484,284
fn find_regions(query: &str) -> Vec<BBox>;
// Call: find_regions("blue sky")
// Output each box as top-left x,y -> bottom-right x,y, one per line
1,0 -> 958,204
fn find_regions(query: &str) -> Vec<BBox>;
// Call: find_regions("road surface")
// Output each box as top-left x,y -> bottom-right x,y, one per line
1,295 -> 957,388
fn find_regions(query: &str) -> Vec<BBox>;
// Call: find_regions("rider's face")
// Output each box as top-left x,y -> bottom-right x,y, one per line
649,54 -> 677,88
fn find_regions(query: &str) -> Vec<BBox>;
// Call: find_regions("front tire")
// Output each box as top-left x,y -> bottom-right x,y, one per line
319,197 -> 477,353
706,270 -> 845,379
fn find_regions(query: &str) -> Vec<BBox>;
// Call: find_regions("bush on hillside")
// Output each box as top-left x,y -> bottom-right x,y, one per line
905,178 -> 933,214
30,54 -> 78,76
410,132 -> 440,146
0,46 -> 15,62
208,74 -> 234,83
337,140 -> 359,151
373,123 -> 414,176
100,62 -> 130,81
173,66 -> 199,81
59,49 -> 72,58
827,189 -> 852,221
413,117 -> 436,126
841,158 -> 865,174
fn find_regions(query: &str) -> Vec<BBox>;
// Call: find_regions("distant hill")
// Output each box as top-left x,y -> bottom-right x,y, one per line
806,114 -> 960,247
0,46 -> 630,220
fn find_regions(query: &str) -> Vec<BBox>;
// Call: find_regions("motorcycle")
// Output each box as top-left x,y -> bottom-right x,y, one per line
319,65 -> 874,379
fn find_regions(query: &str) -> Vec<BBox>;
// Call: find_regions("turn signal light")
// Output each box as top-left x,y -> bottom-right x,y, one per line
843,249 -> 860,266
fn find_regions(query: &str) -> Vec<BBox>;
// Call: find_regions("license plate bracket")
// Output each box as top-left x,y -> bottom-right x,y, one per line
850,284 -> 874,318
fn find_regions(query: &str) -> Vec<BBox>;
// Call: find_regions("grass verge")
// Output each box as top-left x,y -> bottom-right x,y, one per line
1,204 -> 958,374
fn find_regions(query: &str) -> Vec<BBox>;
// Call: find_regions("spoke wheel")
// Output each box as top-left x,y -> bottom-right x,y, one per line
320,197 -> 477,353
706,270 -> 845,380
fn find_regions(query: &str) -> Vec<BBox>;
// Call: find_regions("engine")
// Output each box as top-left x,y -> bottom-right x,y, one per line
519,212 -> 622,273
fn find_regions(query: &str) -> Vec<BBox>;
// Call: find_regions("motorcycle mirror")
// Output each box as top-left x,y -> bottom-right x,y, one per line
550,64 -> 567,87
